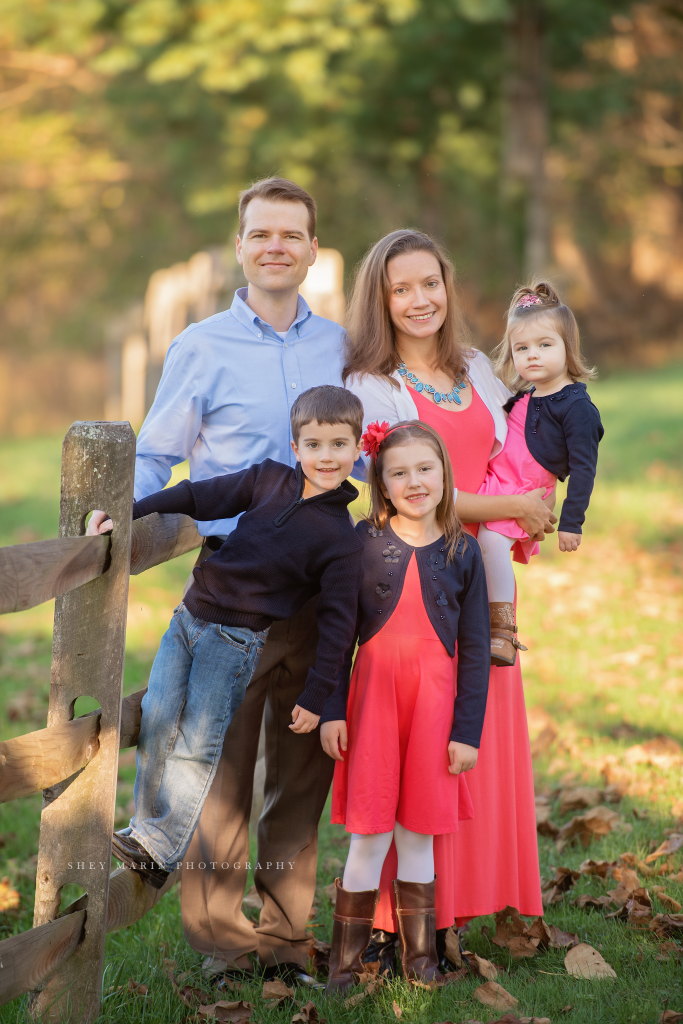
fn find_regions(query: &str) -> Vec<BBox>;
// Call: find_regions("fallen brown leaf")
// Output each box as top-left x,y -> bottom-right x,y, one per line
507,936 -> 539,959
546,925 -> 580,949
473,982 -> 519,1012
579,859 -> 618,879
323,882 -> 337,905
559,786 -> 602,815
392,1000 -> 403,1018
564,943 -> 616,979
0,878 -> 20,913
440,968 -> 468,984
291,1000 -> 325,1024
556,806 -> 627,852
561,1006 -> 573,1014
656,891 -> 683,912
659,1012 -> 683,1023
444,924 -> 463,968
343,992 -> 366,1007
649,913 -> 683,937
541,867 -> 580,905
624,736 -> 682,769
646,834 -> 683,864
573,894 -> 614,910
537,819 -> 560,838
198,1001 -> 254,1023
126,979 -> 148,996
471,953 -> 499,979
262,980 -> 294,1002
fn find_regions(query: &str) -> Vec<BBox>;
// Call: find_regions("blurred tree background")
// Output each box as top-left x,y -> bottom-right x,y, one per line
2,0 -> 683,369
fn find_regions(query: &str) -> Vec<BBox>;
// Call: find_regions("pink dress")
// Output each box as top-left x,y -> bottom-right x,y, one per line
371,386 -> 542,931
331,553 -> 473,835
478,394 -> 556,564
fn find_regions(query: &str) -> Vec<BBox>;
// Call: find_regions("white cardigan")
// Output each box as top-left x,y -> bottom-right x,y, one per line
348,349 -> 511,477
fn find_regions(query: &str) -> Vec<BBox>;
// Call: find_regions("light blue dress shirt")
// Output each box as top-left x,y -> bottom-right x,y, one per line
135,287 -> 347,536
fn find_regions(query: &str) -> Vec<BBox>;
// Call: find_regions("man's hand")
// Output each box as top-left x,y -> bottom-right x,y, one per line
320,720 -> 348,761
289,705 -> 320,734
448,741 -> 478,774
86,510 -> 113,536
558,531 -> 581,552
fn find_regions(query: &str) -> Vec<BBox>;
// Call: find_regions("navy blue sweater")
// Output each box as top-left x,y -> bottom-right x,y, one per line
320,521 -> 491,748
132,460 -> 363,716
505,382 -> 604,534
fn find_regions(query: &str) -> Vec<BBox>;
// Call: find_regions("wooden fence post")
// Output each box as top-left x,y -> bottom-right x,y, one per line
29,422 -> 136,1023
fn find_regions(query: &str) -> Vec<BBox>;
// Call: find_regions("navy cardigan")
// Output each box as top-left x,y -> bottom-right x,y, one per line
320,520 -> 491,748
505,382 -> 604,534
132,460 -> 363,716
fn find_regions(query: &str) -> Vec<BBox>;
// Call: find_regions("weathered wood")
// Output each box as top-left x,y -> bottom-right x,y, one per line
0,511 -> 201,616
129,512 -> 202,575
0,868 -> 177,1008
0,536 -> 109,615
62,866 -> 178,933
30,422 -> 136,1024
0,688 -> 147,805
0,912 -> 85,1008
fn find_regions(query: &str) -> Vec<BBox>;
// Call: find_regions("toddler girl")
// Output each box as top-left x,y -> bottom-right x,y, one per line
319,420 -> 490,990
478,281 -> 604,666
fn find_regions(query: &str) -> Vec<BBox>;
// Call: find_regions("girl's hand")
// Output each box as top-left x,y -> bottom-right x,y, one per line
320,720 -> 348,761
87,510 -> 113,536
515,488 -> 557,542
289,705 -> 320,734
448,741 -> 478,774
558,531 -> 581,552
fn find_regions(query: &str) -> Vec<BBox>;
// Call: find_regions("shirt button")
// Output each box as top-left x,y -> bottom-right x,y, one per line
291,383 -> 297,388
284,342 -> 288,348
257,332 -> 262,339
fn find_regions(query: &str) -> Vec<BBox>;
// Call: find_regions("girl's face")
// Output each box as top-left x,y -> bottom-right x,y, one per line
386,251 -> 448,341
380,442 -> 444,521
510,315 -> 568,384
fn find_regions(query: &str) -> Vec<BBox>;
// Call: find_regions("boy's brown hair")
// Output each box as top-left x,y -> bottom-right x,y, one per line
366,420 -> 465,562
493,279 -> 596,391
290,386 -> 364,444
238,177 -> 317,240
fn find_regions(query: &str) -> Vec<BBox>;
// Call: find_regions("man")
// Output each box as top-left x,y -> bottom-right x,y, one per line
133,178 -> 346,985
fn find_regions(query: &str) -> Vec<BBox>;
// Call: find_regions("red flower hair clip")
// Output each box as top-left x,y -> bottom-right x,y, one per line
361,420 -> 391,460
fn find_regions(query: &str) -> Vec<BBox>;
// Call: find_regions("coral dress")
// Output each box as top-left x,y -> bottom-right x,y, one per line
331,553 -> 473,835
478,393 -> 556,565
372,385 -> 542,930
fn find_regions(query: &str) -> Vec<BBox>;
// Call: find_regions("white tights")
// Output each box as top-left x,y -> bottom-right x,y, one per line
477,525 -> 516,604
342,822 -> 434,892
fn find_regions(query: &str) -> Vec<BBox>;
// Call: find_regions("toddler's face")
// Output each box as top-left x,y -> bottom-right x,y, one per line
510,315 -> 567,385
380,441 -> 444,521
291,420 -> 361,498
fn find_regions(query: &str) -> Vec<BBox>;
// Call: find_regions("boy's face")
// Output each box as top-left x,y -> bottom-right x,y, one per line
291,420 -> 362,498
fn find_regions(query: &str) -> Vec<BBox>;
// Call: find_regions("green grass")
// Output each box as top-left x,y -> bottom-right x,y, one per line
1,365 -> 683,1022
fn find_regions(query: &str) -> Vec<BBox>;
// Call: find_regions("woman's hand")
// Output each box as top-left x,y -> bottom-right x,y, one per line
86,510 -> 113,536
289,705 -> 320,734
448,741 -> 478,774
320,720 -> 348,761
558,531 -> 581,552
515,488 -> 557,542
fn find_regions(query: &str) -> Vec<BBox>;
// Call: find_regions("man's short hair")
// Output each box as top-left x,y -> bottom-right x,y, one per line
238,177 -> 317,240
291,386 -> 364,444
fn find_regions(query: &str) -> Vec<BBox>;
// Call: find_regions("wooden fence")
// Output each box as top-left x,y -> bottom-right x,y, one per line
0,422 -> 203,1022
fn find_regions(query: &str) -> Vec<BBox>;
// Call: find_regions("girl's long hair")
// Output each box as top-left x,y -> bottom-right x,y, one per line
342,230 -> 473,388
492,279 -> 597,391
366,421 -> 465,562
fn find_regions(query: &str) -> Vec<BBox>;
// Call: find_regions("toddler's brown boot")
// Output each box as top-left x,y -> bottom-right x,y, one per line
393,878 -> 441,982
326,879 -> 380,994
489,601 -> 527,667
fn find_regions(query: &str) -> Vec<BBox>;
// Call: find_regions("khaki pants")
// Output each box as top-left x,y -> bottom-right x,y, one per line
179,591 -> 334,967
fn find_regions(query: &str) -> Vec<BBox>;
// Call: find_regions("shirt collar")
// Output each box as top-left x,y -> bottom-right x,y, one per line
230,287 -> 313,338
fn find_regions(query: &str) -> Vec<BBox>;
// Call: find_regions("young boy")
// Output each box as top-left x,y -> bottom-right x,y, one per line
91,385 -> 364,888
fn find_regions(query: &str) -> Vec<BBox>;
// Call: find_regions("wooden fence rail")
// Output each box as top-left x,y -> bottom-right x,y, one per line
0,422 -> 203,1023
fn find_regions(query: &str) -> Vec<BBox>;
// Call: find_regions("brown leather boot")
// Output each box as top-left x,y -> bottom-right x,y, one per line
489,601 -> 527,667
393,878 -> 441,982
326,879 -> 380,994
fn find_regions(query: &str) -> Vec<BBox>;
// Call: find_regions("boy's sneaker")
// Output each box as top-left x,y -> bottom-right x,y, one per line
111,832 -> 170,890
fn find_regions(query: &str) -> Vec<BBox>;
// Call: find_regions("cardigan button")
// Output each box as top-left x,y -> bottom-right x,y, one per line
433,575 -> 437,580
440,615 -> 445,620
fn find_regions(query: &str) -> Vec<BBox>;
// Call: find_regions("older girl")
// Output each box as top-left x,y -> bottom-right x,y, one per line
343,229 -> 553,971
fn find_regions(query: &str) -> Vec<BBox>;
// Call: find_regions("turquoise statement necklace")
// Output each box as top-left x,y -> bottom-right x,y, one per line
397,361 -> 468,405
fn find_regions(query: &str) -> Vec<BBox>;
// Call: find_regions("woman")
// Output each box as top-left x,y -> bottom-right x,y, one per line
341,229 -> 555,964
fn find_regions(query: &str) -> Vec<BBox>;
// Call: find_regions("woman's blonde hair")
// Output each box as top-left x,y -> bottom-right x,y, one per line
493,280 -> 596,391
366,421 -> 465,562
343,230 -> 473,387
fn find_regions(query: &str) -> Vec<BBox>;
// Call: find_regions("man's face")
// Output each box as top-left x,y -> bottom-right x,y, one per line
236,198 -> 318,293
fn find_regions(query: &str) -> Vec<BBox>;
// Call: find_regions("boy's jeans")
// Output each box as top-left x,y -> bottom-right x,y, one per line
128,603 -> 268,869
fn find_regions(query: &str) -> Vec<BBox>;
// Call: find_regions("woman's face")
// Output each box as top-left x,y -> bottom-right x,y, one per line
386,251 -> 448,342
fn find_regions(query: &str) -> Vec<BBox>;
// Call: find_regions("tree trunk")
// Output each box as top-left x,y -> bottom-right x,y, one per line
502,0 -> 549,277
